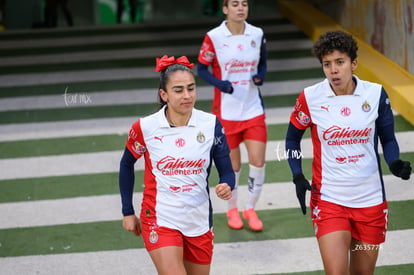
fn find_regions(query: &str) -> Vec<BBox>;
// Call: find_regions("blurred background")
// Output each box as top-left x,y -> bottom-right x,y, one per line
0,0 -> 413,75
0,1 -> 413,274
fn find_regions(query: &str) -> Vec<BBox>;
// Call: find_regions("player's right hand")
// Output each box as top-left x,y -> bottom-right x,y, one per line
216,183 -> 232,200
293,173 -> 312,215
217,80 -> 233,94
122,215 -> 142,236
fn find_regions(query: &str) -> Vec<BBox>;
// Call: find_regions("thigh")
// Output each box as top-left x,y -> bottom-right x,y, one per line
244,139 -> 266,167
348,202 -> 387,274
142,224 -> 187,275
225,130 -> 243,151
182,229 -> 214,275
310,199 -> 352,239
183,228 -> 214,265
221,117 -> 266,150
149,246 -> 186,275
242,117 -> 267,145
229,147 -> 241,172
350,201 -> 388,245
184,260 -> 211,275
242,116 -> 267,167
350,238 -> 379,275
141,223 -> 183,252
318,230 -> 352,275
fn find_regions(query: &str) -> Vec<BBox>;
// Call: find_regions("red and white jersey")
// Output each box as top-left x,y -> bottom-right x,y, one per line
126,106 -> 229,236
198,20 -> 265,121
290,76 -> 387,208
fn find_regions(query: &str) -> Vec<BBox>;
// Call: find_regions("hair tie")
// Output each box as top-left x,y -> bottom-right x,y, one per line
155,55 -> 194,72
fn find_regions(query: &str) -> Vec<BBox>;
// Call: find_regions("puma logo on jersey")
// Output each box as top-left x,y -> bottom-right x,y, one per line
154,136 -> 164,143
321,105 -> 330,112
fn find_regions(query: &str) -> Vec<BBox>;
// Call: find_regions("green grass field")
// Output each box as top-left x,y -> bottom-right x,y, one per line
0,9 -> 413,275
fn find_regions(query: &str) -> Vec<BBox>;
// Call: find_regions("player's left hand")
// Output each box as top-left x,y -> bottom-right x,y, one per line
389,159 -> 412,180
216,183 -> 232,200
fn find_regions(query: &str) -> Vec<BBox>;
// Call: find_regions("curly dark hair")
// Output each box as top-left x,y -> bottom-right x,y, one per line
312,30 -> 358,63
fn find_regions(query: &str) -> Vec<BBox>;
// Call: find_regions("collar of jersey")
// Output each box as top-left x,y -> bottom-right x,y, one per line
221,20 -> 251,36
159,105 -> 197,128
324,75 -> 362,97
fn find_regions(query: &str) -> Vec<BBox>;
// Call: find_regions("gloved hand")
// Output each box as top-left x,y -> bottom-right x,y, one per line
293,173 -> 312,215
389,159 -> 412,180
216,80 -> 233,94
252,74 -> 263,86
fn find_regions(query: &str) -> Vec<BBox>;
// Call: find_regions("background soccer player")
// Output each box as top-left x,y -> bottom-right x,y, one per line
197,0 -> 268,231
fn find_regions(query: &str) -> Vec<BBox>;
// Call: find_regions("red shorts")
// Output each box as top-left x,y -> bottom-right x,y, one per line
141,223 -> 214,265
221,114 -> 267,150
310,199 -> 388,245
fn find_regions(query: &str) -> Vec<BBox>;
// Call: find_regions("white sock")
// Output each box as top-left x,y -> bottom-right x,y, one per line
228,170 -> 240,210
245,164 -> 265,209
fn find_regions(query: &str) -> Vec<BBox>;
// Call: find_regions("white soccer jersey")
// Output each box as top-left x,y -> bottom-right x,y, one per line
126,106 -> 230,236
290,76 -> 390,208
198,20 -> 265,121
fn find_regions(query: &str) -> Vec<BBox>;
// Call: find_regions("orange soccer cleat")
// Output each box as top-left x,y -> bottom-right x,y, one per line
242,208 -> 263,231
226,208 -> 243,229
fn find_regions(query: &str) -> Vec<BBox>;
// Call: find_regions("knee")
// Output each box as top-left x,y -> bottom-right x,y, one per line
232,164 -> 241,173
250,161 -> 265,168
247,151 -> 266,167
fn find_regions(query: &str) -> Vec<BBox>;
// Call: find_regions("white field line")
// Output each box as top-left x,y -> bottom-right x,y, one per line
0,229 -> 413,275
0,176 -> 413,229
0,107 -> 294,141
0,39 -> 314,67
0,151 -> 130,180
0,44 -> 198,67
0,77 -> 321,111
0,57 -> 320,88
0,132 -> 413,180
0,103 -> 301,142
2,92 -> 404,142
0,116 -> 139,142
0,23 -> 295,50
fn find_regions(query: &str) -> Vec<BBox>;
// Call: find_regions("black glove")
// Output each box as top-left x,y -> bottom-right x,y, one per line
216,80 -> 233,94
389,159 -> 412,180
252,74 -> 263,86
293,173 -> 312,215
